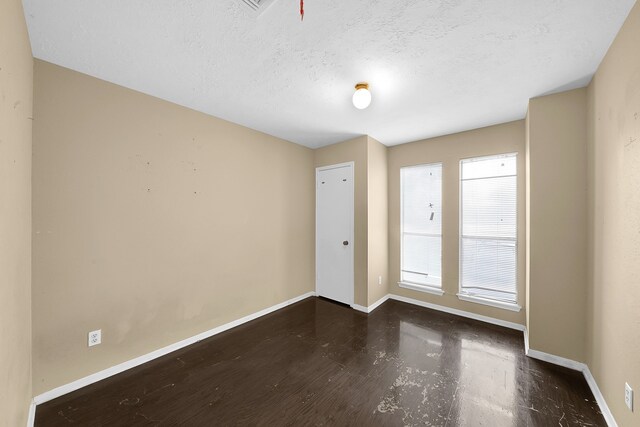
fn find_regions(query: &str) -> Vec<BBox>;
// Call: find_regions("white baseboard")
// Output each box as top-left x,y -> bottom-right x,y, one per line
524,338 -> 617,427
583,366 -> 618,427
388,294 -> 526,331
525,346 -> 586,372
26,399 -> 36,427
368,294 -> 390,313
350,304 -> 368,313
351,294 -> 390,314
33,291 -> 316,406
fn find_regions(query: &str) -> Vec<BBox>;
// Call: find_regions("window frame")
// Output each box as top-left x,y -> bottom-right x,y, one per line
457,153 -> 521,312
399,162 -> 444,296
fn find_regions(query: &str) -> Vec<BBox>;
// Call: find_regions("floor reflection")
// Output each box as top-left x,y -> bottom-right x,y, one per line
449,337 -> 517,426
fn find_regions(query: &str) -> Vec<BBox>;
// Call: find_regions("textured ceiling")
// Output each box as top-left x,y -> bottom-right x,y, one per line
23,0 -> 636,148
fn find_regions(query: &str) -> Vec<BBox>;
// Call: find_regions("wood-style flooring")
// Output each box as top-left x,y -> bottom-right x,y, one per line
35,297 -> 606,426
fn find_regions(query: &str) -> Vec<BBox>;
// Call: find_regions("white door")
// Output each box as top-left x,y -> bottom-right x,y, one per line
316,162 -> 354,305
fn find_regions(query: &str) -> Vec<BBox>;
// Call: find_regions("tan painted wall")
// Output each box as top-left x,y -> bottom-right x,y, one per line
367,136 -> 388,306
525,110 -> 531,334
0,0 -> 33,425
586,2 -> 640,425
32,60 -> 315,395
314,136 -> 369,307
388,121 -> 526,325
526,88 -> 588,363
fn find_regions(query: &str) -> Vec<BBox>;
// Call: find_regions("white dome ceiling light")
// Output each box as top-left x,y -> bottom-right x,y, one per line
352,83 -> 371,110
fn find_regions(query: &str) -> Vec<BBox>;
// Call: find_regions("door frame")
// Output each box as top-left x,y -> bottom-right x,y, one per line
315,161 -> 355,305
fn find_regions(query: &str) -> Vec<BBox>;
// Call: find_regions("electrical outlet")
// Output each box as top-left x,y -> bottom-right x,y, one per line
625,383 -> 633,411
378,276 -> 382,285
88,329 -> 102,347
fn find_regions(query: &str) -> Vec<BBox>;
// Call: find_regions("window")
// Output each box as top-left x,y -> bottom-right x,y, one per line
459,153 -> 518,310
400,163 -> 443,294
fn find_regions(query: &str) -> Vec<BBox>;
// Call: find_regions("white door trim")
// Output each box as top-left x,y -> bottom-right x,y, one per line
315,161 -> 355,305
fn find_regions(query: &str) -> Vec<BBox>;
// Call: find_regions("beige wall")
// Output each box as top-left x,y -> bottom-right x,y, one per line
587,2 -> 640,425
32,60 -> 315,395
0,0 -> 33,425
526,88 -> 588,362
314,136 -> 369,307
525,111 -> 531,335
367,136 -> 388,306
388,121 -> 526,325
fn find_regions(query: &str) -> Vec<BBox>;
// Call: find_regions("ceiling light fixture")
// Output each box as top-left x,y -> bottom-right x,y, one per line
352,82 -> 371,110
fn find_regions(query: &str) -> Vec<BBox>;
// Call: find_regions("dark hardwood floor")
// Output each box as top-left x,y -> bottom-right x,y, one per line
35,297 -> 606,426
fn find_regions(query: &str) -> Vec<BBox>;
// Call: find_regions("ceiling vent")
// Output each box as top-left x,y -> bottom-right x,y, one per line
240,0 -> 278,15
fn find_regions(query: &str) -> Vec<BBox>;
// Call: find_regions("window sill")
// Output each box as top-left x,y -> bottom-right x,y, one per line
457,293 -> 521,312
398,282 -> 444,296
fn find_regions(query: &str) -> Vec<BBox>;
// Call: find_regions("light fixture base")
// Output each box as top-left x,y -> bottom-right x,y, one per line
355,82 -> 369,91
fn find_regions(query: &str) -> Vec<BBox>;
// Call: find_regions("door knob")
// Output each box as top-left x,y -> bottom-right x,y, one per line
343,241 -> 349,246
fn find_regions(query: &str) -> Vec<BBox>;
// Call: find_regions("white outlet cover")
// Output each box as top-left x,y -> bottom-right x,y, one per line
88,329 -> 102,347
625,382 -> 634,411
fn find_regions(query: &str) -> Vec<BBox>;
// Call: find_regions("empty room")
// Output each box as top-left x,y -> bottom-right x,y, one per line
2,0 -> 639,426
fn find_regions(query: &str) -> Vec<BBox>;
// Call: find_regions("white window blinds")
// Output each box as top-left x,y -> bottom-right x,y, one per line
460,154 -> 517,303
401,163 -> 442,289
